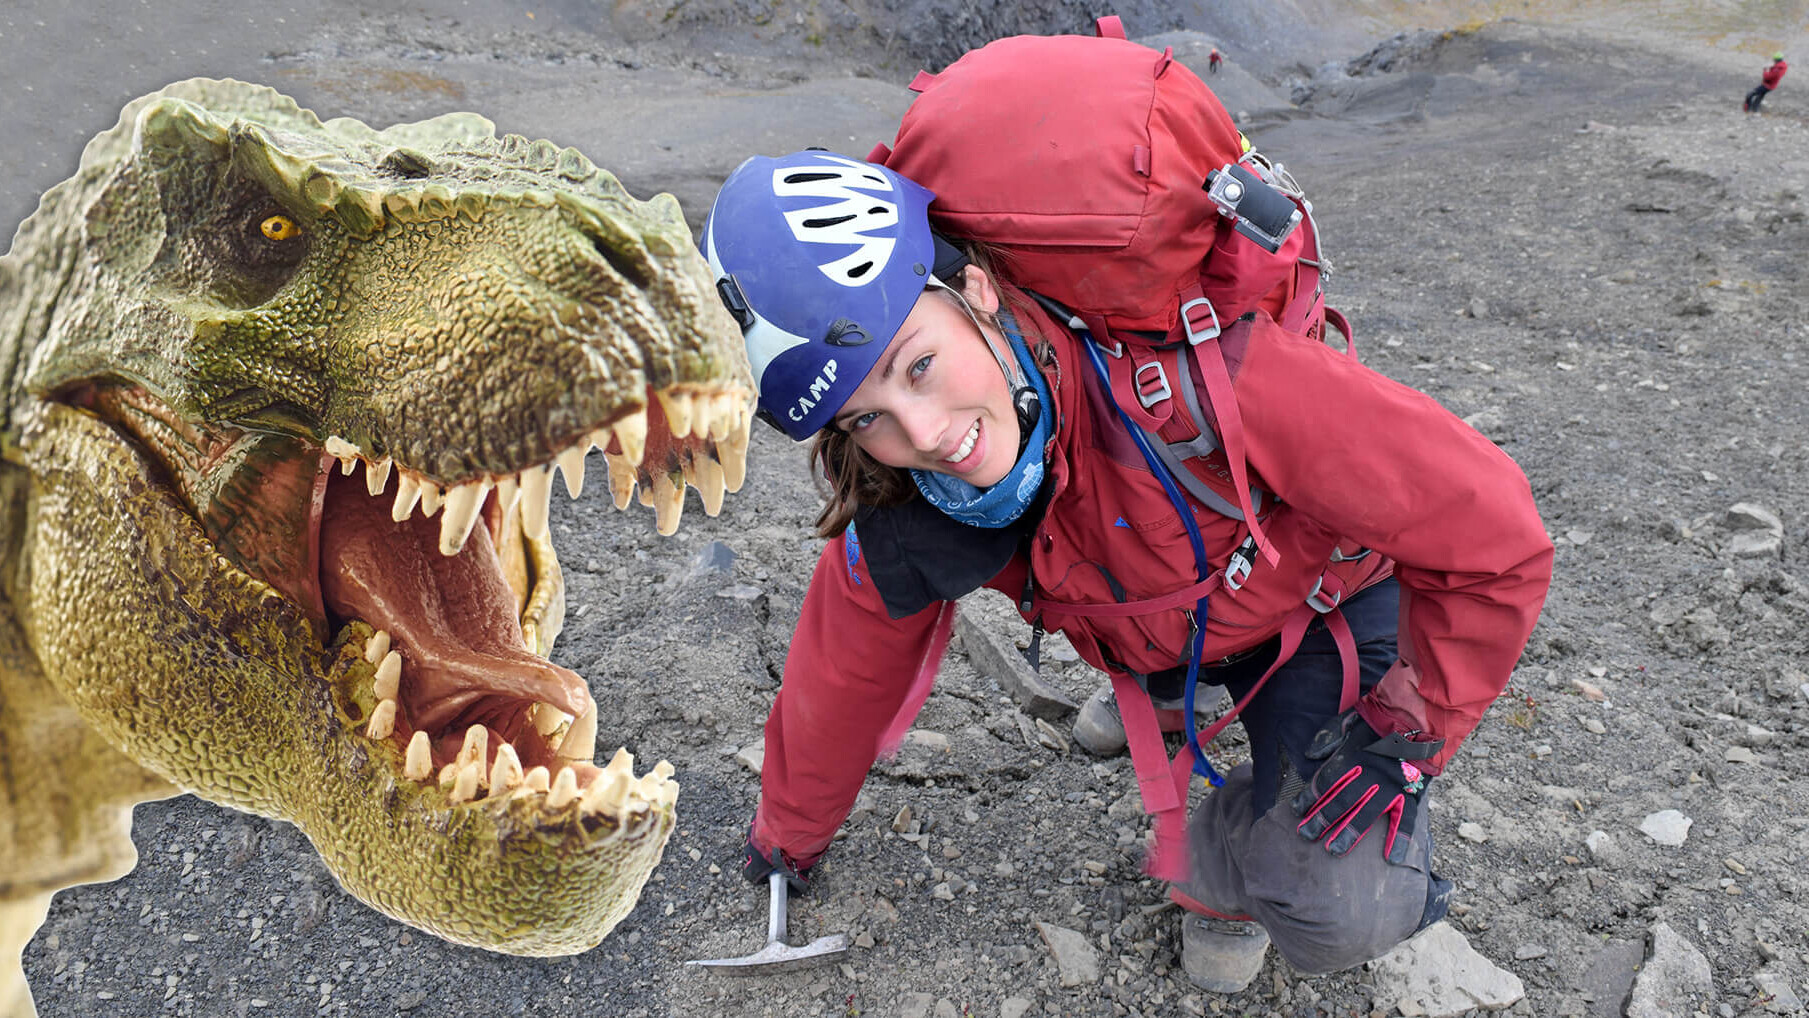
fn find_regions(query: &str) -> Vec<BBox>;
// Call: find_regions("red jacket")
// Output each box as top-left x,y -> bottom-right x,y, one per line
753,295 -> 1553,865
1763,60 -> 1788,89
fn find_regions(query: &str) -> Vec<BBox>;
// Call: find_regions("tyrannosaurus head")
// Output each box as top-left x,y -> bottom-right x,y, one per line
3,78 -> 753,953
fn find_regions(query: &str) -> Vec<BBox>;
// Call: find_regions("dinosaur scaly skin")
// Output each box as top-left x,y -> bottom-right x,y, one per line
0,78 -> 753,1016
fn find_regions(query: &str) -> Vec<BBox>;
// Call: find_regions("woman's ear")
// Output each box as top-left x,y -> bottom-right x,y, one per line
959,265 -> 1001,314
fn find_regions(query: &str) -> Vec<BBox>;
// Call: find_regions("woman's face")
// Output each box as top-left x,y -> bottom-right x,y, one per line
831,269 -> 1021,487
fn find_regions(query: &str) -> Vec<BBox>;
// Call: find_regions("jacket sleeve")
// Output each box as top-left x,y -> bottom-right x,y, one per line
1234,320 -> 1555,773
751,529 -> 952,866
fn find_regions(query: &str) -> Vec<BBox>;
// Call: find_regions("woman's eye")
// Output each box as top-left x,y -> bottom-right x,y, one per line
850,411 -> 880,431
909,355 -> 933,379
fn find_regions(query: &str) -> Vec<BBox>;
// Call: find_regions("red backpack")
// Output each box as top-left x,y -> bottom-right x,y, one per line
870,15 -> 1353,574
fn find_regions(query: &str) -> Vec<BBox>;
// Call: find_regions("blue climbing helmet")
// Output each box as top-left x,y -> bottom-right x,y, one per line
702,151 -> 942,440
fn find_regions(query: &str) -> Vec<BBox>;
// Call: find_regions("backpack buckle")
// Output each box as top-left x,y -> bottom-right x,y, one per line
1305,574 -> 1344,614
1180,296 -> 1221,345
1224,535 -> 1258,591
1133,360 -> 1171,409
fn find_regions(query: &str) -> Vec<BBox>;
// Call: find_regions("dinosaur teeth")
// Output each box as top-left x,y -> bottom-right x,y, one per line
373,650 -> 402,700
492,474 -> 521,532
720,427 -> 750,494
530,701 -> 570,737
363,629 -> 390,664
522,766 -> 551,793
519,463 -> 553,540
612,409 -> 648,465
366,457 -> 393,497
546,767 -> 580,809
655,389 -> 695,439
404,731 -> 434,781
604,452 -> 637,511
580,768 -> 631,815
391,472 -> 424,522
652,470 -> 685,537
438,477 -> 492,555
366,699 -> 397,740
450,761 -> 481,804
556,700 -> 598,761
456,724 -> 488,771
555,443 -> 587,499
418,482 -> 444,517
686,455 -> 726,517
489,742 -> 524,793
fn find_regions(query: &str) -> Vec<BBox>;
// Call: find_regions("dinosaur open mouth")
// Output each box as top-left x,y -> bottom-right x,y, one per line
80,381 -> 751,826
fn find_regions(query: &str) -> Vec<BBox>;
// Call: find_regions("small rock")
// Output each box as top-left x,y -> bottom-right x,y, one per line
1566,528 -> 1592,545
1571,679 -> 1606,702
891,805 -> 913,834
1639,810 -> 1691,847
1514,944 -> 1548,961
901,730 -> 951,754
1001,998 -> 1034,1018
1581,718 -> 1607,735
1367,922 -> 1524,1015
715,583 -> 764,600
1458,822 -> 1489,843
1726,502 -> 1783,533
1034,922 -> 1100,987
1628,923 -> 1713,1018
1724,746 -> 1756,764
733,744 -> 765,775
1585,830 -> 1620,865
690,540 -> 736,577
898,992 -> 936,1018
1753,970 -> 1804,1013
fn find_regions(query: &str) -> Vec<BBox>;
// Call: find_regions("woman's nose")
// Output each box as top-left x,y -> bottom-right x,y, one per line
897,402 -> 944,454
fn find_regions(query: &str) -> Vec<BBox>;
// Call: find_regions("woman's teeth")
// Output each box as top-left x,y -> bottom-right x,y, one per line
946,421 -> 980,463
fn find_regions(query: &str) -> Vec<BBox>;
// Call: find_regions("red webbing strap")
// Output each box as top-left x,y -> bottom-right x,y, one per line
1169,886 -> 1254,921
876,601 -> 957,757
908,70 -> 937,93
1325,307 -> 1357,360
1115,671 -> 1184,823
1189,315 -> 1278,568
1327,603 -> 1360,712
1034,571 -> 1222,619
1095,15 -> 1126,39
1145,602 -> 1313,881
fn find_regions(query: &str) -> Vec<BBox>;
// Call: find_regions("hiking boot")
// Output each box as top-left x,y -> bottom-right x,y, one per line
1070,684 -> 1225,757
1180,914 -> 1270,993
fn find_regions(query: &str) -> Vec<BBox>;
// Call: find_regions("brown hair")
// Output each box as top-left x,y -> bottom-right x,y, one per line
808,242 -> 1047,537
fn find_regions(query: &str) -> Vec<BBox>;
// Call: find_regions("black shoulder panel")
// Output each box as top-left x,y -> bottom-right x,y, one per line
852,497 -> 1026,619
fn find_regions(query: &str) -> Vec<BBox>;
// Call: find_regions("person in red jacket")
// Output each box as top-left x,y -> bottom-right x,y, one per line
1745,52 -> 1788,112
701,149 -> 1553,992
1208,46 -> 1224,74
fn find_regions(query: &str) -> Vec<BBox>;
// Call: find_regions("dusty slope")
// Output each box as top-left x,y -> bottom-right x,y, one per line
12,8 -> 1809,1018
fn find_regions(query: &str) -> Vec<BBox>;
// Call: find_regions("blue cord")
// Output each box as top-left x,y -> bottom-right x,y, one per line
1076,331 -> 1224,787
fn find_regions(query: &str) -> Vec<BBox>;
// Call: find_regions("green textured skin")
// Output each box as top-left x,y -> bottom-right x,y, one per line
0,78 -> 749,1012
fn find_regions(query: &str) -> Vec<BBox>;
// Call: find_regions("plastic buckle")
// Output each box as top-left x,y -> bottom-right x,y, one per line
1305,575 -> 1343,614
1180,296 -> 1221,345
1133,360 -> 1171,409
1224,535 -> 1257,591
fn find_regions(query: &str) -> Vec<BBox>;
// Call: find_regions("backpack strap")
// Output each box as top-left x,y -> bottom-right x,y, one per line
1095,15 -> 1127,39
1178,295 -> 1280,569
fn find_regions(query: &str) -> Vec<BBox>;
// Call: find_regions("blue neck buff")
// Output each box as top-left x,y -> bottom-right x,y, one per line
910,312 -> 1053,528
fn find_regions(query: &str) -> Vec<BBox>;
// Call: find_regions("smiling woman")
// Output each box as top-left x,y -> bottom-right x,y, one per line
701,112 -> 1551,993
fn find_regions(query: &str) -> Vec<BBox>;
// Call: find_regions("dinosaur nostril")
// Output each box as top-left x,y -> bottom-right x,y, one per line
592,235 -> 651,291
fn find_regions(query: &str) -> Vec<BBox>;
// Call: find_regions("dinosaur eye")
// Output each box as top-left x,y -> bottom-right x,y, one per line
260,215 -> 301,241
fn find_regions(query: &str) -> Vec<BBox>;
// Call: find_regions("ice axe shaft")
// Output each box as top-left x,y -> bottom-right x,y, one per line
686,871 -> 850,974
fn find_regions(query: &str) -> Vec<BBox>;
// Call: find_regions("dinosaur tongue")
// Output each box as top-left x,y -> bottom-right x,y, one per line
317,471 -> 589,732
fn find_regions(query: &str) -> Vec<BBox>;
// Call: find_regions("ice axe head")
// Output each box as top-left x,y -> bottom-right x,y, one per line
686,871 -> 851,975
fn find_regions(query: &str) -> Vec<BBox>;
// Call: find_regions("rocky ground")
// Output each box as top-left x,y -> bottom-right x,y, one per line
10,4 -> 1809,1018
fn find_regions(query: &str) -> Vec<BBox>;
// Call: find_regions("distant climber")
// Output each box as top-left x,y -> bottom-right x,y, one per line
1209,46 -> 1224,74
1744,52 -> 1787,113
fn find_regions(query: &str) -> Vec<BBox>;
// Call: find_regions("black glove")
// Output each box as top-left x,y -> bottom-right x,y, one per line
1292,710 -> 1442,866
741,829 -> 813,895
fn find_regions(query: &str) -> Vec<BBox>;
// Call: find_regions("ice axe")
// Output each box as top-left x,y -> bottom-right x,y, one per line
686,871 -> 850,974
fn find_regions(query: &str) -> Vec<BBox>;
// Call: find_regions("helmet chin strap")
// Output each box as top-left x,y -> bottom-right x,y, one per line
929,276 -> 1043,447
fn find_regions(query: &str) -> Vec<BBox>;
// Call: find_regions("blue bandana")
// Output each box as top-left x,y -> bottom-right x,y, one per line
910,313 -> 1052,528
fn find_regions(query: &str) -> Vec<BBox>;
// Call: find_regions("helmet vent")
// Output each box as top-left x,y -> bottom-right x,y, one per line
803,214 -> 856,229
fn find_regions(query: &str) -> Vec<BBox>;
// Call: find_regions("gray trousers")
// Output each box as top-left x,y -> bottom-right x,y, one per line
1169,579 -> 1441,974
1179,764 -> 1435,974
